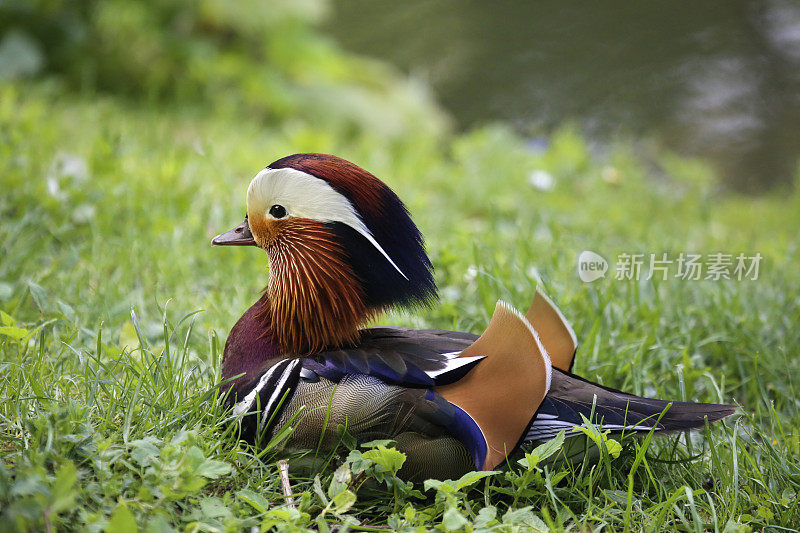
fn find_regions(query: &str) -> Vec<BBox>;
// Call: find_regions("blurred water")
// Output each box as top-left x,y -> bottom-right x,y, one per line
326,0 -> 800,192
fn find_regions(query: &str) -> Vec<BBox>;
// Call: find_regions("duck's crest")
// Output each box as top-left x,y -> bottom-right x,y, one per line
268,153 -> 437,310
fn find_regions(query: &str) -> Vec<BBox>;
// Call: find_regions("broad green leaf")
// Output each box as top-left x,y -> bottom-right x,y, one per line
27,281 -> 48,312
520,431 -> 566,469
362,446 -> 406,473
424,479 -> 456,494
58,300 -> 77,323
313,475 -> 328,505
454,470 -> 498,490
331,489 -> 356,515
605,438 -> 622,459
129,438 -> 160,467
328,464 -> 351,499
502,506 -> 548,530
183,447 -> 206,470
197,459 -> 231,479
572,426 -> 621,459
315,515 -> 331,533
475,506 -> 498,527
442,507 -> 468,531
199,497 -> 232,520
550,471 -> 569,486
423,479 -> 443,492
237,489 -> 270,514
345,449 -> 373,475
0,326 -> 28,340
144,515 -> 174,533
261,508 -> 312,531
530,430 -> 565,462
757,506 -> 774,521
0,310 -> 15,326
50,462 -> 78,512
107,503 -> 138,533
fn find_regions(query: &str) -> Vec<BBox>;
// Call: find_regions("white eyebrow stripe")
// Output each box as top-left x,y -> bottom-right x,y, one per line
247,167 -> 408,280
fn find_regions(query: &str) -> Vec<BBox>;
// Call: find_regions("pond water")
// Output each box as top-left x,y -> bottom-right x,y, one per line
326,0 -> 800,192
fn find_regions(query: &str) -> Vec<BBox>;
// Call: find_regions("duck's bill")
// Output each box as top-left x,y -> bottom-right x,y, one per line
211,218 -> 257,246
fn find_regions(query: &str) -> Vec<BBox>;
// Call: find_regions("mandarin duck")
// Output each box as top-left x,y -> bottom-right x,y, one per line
212,153 -> 735,480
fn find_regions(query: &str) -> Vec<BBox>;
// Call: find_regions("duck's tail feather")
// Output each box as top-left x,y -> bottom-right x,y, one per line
525,368 -> 737,443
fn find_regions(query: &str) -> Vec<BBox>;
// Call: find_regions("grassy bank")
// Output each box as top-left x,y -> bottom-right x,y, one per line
1,79 -> 799,531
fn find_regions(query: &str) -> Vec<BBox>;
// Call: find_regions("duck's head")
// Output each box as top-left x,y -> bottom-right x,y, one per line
213,153 -> 437,355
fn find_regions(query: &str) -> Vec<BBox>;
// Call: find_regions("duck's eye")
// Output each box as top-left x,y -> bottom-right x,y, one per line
269,204 -> 287,219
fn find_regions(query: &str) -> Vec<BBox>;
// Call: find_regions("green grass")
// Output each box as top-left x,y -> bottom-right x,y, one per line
1,82 -> 799,531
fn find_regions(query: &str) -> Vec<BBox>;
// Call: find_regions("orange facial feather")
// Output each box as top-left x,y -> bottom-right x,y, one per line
256,219 -> 372,355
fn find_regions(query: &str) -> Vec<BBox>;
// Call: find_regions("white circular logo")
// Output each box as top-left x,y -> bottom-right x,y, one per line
577,250 -> 608,282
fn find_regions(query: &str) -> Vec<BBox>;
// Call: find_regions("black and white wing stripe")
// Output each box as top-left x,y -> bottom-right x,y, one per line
234,358 -> 303,440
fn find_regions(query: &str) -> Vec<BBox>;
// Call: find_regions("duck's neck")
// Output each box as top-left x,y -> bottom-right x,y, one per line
221,293 -> 280,397
222,253 -> 371,397
260,231 -> 372,355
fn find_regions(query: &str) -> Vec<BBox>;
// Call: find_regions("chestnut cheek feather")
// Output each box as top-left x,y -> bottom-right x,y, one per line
257,219 -> 370,355
248,215 -> 281,247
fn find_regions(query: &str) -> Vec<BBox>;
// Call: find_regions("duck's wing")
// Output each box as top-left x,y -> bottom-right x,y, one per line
302,327 -> 481,387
